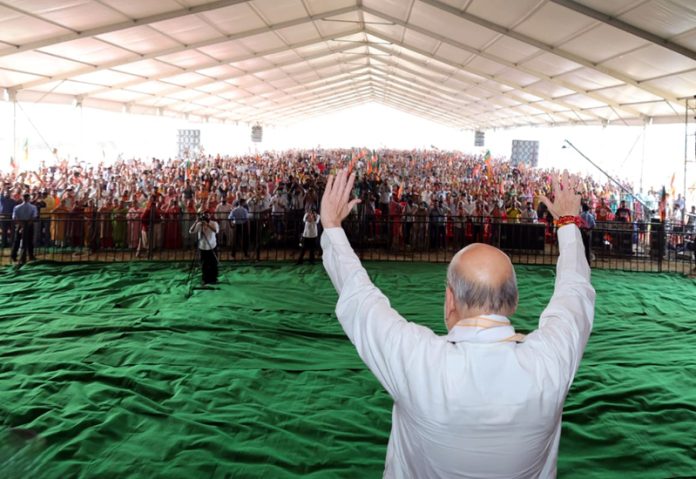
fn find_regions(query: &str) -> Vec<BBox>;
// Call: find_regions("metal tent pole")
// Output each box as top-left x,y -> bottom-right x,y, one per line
12,91 -> 17,165
684,96 -> 693,223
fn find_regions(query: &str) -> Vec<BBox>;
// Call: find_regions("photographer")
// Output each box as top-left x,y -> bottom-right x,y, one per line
296,207 -> 320,265
188,212 -> 219,285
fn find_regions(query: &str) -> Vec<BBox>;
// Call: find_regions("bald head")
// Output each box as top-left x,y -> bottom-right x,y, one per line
446,243 -> 518,323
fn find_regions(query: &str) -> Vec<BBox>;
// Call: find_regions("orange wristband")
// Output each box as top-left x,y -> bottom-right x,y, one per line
554,215 -> 581,228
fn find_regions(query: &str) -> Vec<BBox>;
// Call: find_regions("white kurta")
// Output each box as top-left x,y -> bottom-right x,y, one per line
321,224 -> 595,478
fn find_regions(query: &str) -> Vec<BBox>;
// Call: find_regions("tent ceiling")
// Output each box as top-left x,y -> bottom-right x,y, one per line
0,0 -> 694,128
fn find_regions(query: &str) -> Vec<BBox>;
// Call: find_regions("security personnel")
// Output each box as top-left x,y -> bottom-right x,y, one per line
12,193 -> 38,264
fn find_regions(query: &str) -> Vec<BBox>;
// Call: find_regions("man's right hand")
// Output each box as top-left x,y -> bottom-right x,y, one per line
321,169 -> 360,229
539,171 -> 581,220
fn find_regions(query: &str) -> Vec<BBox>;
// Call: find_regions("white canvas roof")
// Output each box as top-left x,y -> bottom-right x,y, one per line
0,0 -> 694,129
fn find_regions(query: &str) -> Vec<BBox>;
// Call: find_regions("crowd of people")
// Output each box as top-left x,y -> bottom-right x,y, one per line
0,148 -> 693,259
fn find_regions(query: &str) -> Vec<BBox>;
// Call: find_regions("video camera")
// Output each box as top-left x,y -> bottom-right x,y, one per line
198,212 -> 210,223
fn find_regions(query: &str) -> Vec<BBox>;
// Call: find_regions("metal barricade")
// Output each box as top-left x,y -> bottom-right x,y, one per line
1,213 -> 693,275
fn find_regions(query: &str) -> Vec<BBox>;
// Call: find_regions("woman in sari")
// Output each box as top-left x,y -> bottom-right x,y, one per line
71,200 -> 85,248
99,199 -> 114,249
136,197 -> 156,258
151,198 -> 164,251
50,202 -> 69,248
83,199 -> 97,252
127,200 -> 141,250
164,197 -> 182,249
112,200 -> 128,249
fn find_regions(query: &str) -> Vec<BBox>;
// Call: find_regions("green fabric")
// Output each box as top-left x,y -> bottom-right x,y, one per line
1,261 -> 694,478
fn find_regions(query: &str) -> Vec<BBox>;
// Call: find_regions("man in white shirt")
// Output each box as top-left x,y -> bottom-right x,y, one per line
521,201 -> 539,223
271,185 -> 289,239
320,169 -> 595,478
214,196 -> 233,247
686,205 -> 696,232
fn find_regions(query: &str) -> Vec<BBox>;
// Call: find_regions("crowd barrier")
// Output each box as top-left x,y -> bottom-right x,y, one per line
0,212 -> 693,275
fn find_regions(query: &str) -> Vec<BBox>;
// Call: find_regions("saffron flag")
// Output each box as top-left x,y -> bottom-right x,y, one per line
484,150 -> 493,180
659,186 -> 667,222
669,172 -> 676,200
348,152 -> 356,174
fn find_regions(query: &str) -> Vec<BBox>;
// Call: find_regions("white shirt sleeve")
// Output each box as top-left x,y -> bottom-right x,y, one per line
522,224 -> 596,384
321,227 -> 439,399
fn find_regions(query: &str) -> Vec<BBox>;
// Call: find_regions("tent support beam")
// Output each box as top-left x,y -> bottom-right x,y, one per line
418,0 -> 680,105
0,0 -> 252,58
17,5 -> 361,91
549,0 -> 696,62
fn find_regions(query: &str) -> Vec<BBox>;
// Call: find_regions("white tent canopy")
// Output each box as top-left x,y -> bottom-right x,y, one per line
0,0 -> 695,129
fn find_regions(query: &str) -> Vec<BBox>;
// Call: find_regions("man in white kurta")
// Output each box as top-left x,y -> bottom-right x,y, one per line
320,169 -> 595,478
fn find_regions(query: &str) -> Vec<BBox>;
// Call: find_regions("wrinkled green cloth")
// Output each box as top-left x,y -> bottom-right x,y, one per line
0,262 -> 694,478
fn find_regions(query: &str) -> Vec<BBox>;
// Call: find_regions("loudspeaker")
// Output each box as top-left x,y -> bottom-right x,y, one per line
474,130 -> 485,147
511,140 -> 539,167
177,129 -> 200,157
617,231 -> 633,255
499,224 -> 545,251
649,220 -> 665,259
251,125 -> 263,143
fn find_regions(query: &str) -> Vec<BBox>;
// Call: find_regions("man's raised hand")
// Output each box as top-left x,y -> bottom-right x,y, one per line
320,169 -> 361,229
539,170 -> 582,220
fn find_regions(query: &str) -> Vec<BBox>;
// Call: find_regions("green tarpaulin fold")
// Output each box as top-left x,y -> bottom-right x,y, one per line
1,262 -> 694,478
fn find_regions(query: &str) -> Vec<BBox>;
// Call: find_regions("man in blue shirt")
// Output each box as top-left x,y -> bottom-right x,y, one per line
1,189 -> 18,248
11,193 -> 38,264
580,202 -> 596,263
228,199 -> 249,259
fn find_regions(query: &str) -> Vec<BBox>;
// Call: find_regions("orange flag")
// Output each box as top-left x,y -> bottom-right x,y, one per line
669,172 -> 676,199
484,150 -> 493,180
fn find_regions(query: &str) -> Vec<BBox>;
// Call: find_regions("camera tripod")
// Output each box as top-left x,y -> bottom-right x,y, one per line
185,221 -> 220,298
10,224 -> 28,272
11,237 -> 24,272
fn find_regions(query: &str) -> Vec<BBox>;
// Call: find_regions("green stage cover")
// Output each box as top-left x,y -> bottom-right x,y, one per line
0,261 -> 694,478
